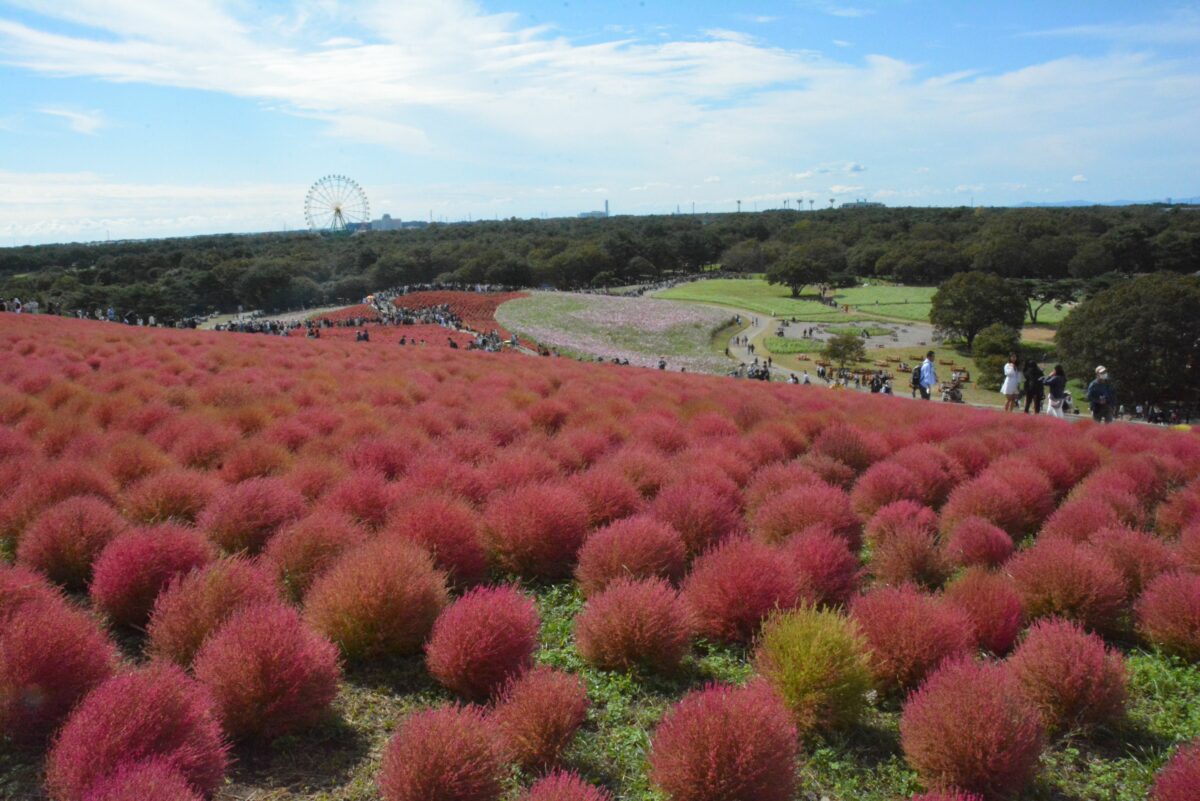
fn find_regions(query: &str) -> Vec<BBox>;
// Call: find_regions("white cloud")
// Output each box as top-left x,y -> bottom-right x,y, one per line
832,39 -> 852,48
1027,9 -> 1200,46
37,106 -> 104,134
829,184 -> 863,193
1072,174 -> 1088,183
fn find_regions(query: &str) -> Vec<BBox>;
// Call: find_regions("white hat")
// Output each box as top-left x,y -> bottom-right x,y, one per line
1095,365 -> 1108,375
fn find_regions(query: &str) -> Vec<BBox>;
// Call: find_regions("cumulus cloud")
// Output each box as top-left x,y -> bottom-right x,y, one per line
1072,174 -> 1088,182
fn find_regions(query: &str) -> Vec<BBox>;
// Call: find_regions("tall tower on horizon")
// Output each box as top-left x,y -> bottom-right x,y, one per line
605,199 -> 609,217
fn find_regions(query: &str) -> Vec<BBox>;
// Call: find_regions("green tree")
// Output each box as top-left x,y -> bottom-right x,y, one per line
766,239 -> 845,298
972,323 -> 1022,387
720,239 -> 770,273
822,332 -> 866,371
1017,278 -> 1080,325
1057,273 -> 1200,408
930,271 -> 1026,348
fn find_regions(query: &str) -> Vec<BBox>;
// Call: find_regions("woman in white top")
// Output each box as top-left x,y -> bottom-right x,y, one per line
1000,353 -> 1021,412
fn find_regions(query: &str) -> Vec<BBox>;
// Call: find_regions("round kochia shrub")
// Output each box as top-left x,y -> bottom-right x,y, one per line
0,600 -> 119,748
493,666 -> 590,772
0,563 -> 62,623
850,461 -> 922,520
1136,571 -> 1200,661
45,663 -> 229,801
754,607 -> 873,737
752,483 -> 861,548
1007,538 -> 1128,633
649,482 -> 742,556
576,578 -> 693,672
481,482 -> 590,580
682,537 -> 803,644
1088,526 -> 1181,596
941,516 -> 1013,569
574,515 -> 686,597
851,585 -> 974,694
783,525 -> 862,607
648,681 -> 797,801
569,465 -> 643,528
147,556 -> 280,666
121,469 -> 220,525
198,477 -> 306,554
387,495 -> 488,586
193,602 -> 341,743
900,658 -> 1045,800
519,771 -> 613,801
263,510 -> 367,600
378,705 -> 504,801
16,496 -> 128,590
305,538 -> 448,661
1007,617 -> 1127,733
865,500 -> 938,546
869,518 -> 948,589
89,525 -> 215,627
943,568 -> 1024,655
1151,741 -> 1200,801
80,759 -> 202,801
425,585 -> 540,701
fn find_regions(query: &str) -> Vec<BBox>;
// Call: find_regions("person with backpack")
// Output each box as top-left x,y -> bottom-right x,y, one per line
1023,359 -> 1045,414
1086,366 -> 1117,423
1042,364 -> 1068,418
910,363 -> 922,399
918,351 -> 938,400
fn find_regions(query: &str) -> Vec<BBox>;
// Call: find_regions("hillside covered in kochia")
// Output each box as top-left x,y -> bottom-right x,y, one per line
2,204 -> 1198,323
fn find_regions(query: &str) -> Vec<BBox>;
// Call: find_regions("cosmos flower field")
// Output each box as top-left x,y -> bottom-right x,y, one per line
1,312 -> 1200,801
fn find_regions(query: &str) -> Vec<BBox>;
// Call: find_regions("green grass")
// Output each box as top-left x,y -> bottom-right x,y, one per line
764,336 -> 825,355
827,325 -> 892,337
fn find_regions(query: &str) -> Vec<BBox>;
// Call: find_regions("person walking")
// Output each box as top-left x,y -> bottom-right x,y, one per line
1042,364 -> 1067,418
1000,354 -> 1021,412
1086,366 -> 1117,423
1023,359 -> 1045,414
919,350 -> 938,401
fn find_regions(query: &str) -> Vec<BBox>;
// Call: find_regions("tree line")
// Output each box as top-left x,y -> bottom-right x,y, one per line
1,205 -> 1198,323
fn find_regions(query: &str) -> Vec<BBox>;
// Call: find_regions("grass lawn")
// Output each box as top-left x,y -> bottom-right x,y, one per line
763,336 -> 825,355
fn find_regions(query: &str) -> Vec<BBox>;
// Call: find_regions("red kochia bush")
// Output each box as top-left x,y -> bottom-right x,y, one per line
650,482 -> 742,556
425,586 -> 540,701
742,461 -> 824,513
378,705 -> 504,801
889,444 -> 965,508
783,524 -> 862,607
263,510 -> 367,600
121,469 -> 220,525
869,519 -> 948,589
851,462 -> 922,520
519,771 -> 613,801
851,586 -> 974,694
90,525 -> 215,627
386,495 -> 488,587
493,666 -> 590,772
80,759 -> 202,801
752,483 -> 861,548
1088,527 -> 1182,596
648,681 -> 797,801
865,500 -> 938,546
198,477 -> 306,554
147,557 -> 281,666
569,466 -> 643,528
1039,496 -> 1125,543
16,496 -> 128,589
305,538 -> 448,661
1136,571 -> 1200,661
900,658 -> 1044,801
811,424 -> 886,473
0,600 -> 118,747
1151,741 -> 1200,801
482,483 -> 590,580
1008,617 -> 1127,733
943,568 -> 1024,655
0,563 -> 62,623
1007,538 -> 1128,633
193,602 -> 341,742
576,578 -> 693,672
574,516 -> 687,597
322,470 -> 400,530
683,538 -> 803,644
941,517 -> 1013,569
1178,523 -> 1200,573
45,663 -> 229,801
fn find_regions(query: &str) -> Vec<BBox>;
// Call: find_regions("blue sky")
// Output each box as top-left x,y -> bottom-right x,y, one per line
1,1 -> 1198,245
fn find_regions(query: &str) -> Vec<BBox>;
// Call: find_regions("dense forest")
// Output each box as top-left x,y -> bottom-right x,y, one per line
1,205 -> 1198,323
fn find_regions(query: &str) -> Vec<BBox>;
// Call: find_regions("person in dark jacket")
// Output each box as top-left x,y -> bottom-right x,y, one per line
1042,364 -> 1068,419
1023,360 -> 1045,414
1086,365 -> 1117,423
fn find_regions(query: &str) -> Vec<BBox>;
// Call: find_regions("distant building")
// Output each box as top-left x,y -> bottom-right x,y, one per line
579,200 -> 610,219
371,214 -> 428,230
840,199 -> 885,209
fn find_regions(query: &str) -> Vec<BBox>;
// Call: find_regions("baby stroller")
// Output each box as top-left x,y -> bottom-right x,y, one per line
941,379 -> 964,404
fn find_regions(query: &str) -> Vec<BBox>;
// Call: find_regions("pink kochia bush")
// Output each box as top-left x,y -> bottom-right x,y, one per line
79,759 -> 203,801
45,663 -> 229,801
0,563 -> 62,622
16,496 -> 128,590
263,510 -> 367,600
900,658 -> 1045,800
649,482 -> 742,556
89,525 -> 215,627
648,681 -> 798,801
493,666 -> 590,772
425,585 -> 540,701
574,516 -> 687,597
1007,538 -> 1128,633
198,477 -> 306,554
120,469 -> 220,525
519,771 -> 613,801
482,482 -> 591,580
576,578 -> 693,672
193,602 -> 341,743
783,525 -> 862,607
851,585 -> 974,694
305,538 -> 449,661
682,537 -> 803,644
386,495 -> 489,587
1150,741 -> 1200,801
378,705 -> 504,801
941,516 -> 1013,570
850,461 -> 923,520
1136,571 -> 1200,661
752,483 -> 861,548
147,556 -> 280,666
1088,527 -> 1181,596
942,568 -> 1024,655
1007,617 -> 1127,733
0,599 -> 119,747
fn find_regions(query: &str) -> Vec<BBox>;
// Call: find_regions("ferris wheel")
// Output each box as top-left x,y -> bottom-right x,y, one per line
304,175 -> 370,232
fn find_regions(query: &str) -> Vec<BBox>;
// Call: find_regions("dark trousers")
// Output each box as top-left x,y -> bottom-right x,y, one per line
1092,402 -> 1114,423
1024,391 -> 1044,414
919,386 -> 931,400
